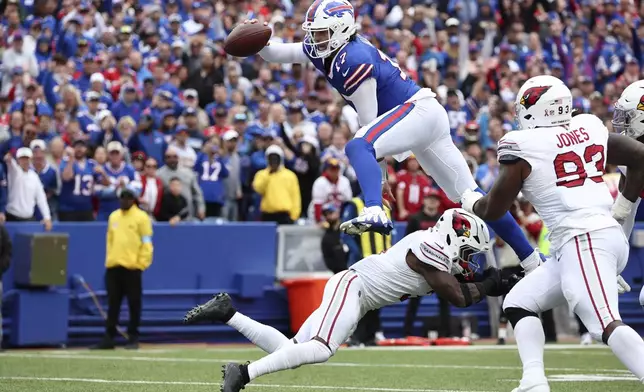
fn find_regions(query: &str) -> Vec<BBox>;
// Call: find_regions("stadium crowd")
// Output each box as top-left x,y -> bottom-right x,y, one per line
0,0 -> 637,225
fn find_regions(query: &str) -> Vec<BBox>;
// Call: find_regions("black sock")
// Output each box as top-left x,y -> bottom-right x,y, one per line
222,309 -> 236,323
240,363 -> 250,384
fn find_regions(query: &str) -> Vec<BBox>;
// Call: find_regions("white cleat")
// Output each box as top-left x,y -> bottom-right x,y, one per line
580,332 -> 593,346
511,378 -> 549,392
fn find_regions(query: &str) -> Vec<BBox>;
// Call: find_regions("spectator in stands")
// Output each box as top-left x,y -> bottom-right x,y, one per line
58,139 -> 103,221
309,158 -> 352,223
253,145 -> 300,224
0,223 -> 11,352
293,135 -> 321,218
157,146 -> 205,220
157,177 -> 189,225
30,139 -> 59,221
4,148 -> 51,229
395,155 -> 432,221
1,33 -> 38,96
195,137 -> 229,218
139,158 -> 163,218
94,184 -> 152,350
320,203 -> 347,274
0,160 -> 6,224
170,124 -> 198,170
131,152 -> 146,174
221,130 -> 242,222
95,141 -> 141,221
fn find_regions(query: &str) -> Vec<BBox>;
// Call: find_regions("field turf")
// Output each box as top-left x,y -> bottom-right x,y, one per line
0,344 -> 640,392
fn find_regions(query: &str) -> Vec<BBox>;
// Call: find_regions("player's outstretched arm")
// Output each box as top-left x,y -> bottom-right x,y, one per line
607,133 -> 644,203
471,160 -> 530,221
406,251 -> 514,308
242,19 -> 310,64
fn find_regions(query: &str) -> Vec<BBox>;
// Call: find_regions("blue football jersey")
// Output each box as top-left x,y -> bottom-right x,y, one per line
58,158 -> 100,212
95,162 -> 141,221
194,153 -> 229,204
304,35 -> 420,117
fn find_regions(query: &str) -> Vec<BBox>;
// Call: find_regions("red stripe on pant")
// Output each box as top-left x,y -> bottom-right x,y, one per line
585,233 -> 616,322
326,274 -> 359,342
364,102 -> 413,143
316,270 -> 351,336
574,236 -> 606,329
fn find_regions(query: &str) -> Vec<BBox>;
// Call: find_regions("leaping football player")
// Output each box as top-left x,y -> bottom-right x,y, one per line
185,208 -> 521,392
246,0 -> 543,274
460,75 -> 644,391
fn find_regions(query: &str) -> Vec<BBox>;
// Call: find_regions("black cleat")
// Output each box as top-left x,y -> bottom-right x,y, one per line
183,293 -> 236,324
221,362 -> 247,392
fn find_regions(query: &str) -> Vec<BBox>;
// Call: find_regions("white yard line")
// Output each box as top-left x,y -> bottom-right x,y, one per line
144,344 -> 611,353
0,376 -> 490,392
0,352 -> 630,373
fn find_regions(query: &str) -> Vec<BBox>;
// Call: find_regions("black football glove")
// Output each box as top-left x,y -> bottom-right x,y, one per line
481,267 -> 522,297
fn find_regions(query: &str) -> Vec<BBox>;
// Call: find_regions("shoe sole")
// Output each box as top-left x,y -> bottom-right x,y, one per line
184,294 -> 232,324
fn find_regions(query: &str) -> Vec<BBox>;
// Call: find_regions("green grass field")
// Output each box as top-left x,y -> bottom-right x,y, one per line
0,344 -> 640,392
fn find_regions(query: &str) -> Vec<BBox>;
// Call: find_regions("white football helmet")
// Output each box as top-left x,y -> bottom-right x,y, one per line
302,0 -> 357,59
612,80 -> 644,139
515,75 -> 573,130
434,208 -> 491,278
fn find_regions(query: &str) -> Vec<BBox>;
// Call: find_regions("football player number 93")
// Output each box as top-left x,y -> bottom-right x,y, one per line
552,143 -> 605,188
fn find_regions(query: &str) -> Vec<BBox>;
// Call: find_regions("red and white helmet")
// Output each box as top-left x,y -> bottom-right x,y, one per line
302,0 -> 357,59
612,80 -> 644,139
515,75 -> 573,130
434,208 -> 491,277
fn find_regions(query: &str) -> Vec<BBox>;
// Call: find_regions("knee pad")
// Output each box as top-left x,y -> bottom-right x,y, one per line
345,138 -> 375,160
504,307 -> 538,329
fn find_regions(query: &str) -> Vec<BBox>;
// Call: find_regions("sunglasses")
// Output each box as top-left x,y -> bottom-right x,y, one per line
165,155 -> 178,159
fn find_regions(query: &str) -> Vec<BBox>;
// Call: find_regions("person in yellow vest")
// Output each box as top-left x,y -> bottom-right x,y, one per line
340,195 -> 392,346
93,184 -> 153,350
252,145 -> 301,224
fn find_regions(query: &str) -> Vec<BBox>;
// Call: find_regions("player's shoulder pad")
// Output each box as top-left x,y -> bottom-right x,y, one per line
497,131 -> 526,163
571,113 -> 609,135
336,42 -> 375,94
411,231 -> 452,272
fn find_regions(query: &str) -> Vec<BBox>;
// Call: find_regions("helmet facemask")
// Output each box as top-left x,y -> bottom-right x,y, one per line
612,105 -> 641,138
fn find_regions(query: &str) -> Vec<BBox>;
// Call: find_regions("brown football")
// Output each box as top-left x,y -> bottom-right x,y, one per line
224,23 -> 272,58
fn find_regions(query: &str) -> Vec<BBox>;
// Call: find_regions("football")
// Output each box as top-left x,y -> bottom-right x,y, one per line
224,23 -> 272,58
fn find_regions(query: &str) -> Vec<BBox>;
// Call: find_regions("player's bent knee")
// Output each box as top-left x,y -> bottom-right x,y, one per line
602,320 -> 625,344
310,336 -> 335,362
345,138 -> 375,160
503,307 -> 538,329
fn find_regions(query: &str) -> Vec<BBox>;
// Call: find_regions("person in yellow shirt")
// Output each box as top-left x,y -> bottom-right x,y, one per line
93,184 -> 153,350
253,144 -> 301,224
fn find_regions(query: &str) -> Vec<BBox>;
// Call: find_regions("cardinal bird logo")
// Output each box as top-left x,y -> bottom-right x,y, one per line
637,95 -> 644,111
519,86 -> 552,110
452,212 -> 471,238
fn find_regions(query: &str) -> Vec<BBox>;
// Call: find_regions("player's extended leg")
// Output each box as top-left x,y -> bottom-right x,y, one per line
221,270 -> 363,392
410,113 -> 535,262
561,229 -> 644,383
503,260 -> 567,392
343,98 -> 433,235
183,293 -> 292,354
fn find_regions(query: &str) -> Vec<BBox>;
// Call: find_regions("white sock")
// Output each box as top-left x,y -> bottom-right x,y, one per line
247,340 -> 331,381
227,312 -> 292,354
514,316 -> 547,382
498,327 -> 507,340
608,325 -> 644,383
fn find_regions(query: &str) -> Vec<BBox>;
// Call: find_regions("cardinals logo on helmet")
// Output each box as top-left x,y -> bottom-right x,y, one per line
520,86 -> 552,110
637,95 -> 644,111
452,212 -> 471,238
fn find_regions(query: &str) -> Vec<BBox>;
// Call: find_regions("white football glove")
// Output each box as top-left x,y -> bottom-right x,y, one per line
460,189 -> 484,214
617,275 -> 631,295
520,249 -> 544,275
612,193 -> 635,225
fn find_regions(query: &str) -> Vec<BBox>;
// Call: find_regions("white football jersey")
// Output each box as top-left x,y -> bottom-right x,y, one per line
497,114 -> 618,252
351,229 -> 455,310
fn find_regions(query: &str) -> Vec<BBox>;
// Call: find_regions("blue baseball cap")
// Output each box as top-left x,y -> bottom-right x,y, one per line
175,124 -> 189,133
233,112 -> 248,122
322,203 -> 338,214
183,107 -> 197,116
